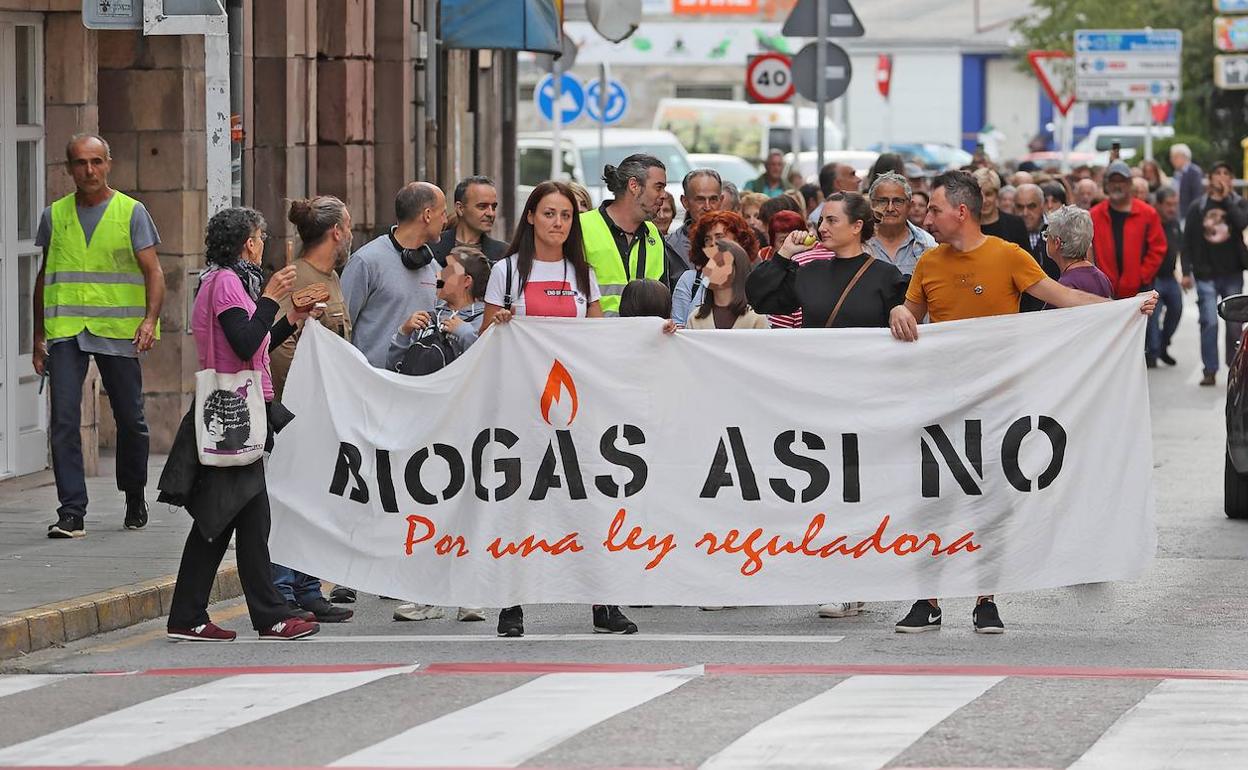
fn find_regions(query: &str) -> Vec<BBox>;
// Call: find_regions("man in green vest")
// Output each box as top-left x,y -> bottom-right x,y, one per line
32,133 -> 165,539
580,153 -> 668,315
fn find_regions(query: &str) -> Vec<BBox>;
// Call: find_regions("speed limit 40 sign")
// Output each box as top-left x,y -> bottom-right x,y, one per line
746,53 -> 795,104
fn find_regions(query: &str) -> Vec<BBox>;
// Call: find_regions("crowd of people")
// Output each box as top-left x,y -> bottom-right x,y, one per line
38,130 -> 1190,641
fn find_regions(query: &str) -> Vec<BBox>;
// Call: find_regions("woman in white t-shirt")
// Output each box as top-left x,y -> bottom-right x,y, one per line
481,181 -> 638,640
483,181 -> 603,326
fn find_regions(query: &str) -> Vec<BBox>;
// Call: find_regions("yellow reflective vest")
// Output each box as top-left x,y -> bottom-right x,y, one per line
43,192 -> 156,341
579,208 -> 664,315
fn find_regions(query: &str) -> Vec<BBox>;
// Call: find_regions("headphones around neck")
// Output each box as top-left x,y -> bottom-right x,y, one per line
389,226 -> 434,271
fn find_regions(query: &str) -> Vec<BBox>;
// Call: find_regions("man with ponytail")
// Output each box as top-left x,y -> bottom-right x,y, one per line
580,154 -> 669,315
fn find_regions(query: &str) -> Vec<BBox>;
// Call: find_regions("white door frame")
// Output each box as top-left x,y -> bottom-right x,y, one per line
0,12 -> 48,479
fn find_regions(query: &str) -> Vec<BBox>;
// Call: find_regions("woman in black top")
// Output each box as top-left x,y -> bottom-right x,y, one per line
747,191 -> 908,328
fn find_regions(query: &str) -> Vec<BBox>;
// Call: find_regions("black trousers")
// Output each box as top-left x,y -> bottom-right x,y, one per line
167,487 -> 289,631
48,338 -> 149,518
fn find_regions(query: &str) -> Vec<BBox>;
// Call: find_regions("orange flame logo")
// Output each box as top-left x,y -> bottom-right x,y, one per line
540,359 -> 578,427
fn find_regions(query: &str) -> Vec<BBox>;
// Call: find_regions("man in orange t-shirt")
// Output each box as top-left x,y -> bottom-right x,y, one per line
888,170 -> 1158,635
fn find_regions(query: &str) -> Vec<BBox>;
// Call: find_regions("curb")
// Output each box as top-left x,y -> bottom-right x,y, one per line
0,565 -> 242,660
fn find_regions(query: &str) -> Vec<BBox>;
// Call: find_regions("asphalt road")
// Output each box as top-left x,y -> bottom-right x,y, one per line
3,297 -> 1248,769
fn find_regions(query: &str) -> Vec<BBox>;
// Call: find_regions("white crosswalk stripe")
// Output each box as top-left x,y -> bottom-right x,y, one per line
331,665 -> 704,768
1069,679 -> 1248,769
0,666 -> 414,766
4,671 -> 1248,768
699,674 -> 1004,770
0,674 -> 76,700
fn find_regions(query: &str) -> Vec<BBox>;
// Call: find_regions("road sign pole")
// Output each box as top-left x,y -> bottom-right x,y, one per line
1059,111 -> 1071,173
599,63 -> 609,203
552,59 -> 563,181
816,0 -> 827,172
1144,99 -> 1155,162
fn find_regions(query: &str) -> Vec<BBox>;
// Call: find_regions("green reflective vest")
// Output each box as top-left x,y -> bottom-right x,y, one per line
579,209 -> 664,315
44,192 -> 156,341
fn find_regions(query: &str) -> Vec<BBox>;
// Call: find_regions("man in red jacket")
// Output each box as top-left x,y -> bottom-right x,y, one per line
1090,161 -> 1167,309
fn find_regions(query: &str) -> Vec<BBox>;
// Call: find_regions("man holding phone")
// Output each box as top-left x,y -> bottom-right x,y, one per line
1184,161 -> 1248,385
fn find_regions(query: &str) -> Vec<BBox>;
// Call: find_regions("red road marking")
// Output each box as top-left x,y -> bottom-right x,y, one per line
15,767 -> 685,770
418,662 -> 683,675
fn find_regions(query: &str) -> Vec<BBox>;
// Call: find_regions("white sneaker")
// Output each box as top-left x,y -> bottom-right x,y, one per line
393,603 -> 445,621
817,602 -> 864,618
456,607 -> 485,622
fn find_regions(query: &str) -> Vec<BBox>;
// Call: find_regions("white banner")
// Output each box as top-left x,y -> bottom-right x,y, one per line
267,301 -> 1156,606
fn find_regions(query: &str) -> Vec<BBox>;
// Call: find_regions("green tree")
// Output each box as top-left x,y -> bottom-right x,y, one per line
1014,0 -> 1245,172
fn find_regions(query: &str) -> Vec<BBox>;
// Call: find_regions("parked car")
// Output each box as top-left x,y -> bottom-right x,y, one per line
688,153 -> 760,190
1073,125 -> 1175,165
867,142 -> 973,171
652,98 -> 844,163
784,150 -> 879,186
1221,294 -> 1248,518
516,129 -> 691,219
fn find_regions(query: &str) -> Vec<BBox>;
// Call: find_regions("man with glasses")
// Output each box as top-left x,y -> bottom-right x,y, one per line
665,168 -> 724,273
864,171 -> 934,276
1015,183 -> 1061,311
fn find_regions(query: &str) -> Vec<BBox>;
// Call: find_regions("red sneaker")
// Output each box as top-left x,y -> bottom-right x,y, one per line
167,622 -> 237,642
259,617 -> 320,640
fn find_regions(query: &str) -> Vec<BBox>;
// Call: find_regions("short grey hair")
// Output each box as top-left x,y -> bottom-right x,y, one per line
66,133 -> 111,162
1170,143 -> 1192,160
1045,205 -> 1093,261
972,167 -> 1002,193
682,168 -> 723,195
867,171 -> 911,199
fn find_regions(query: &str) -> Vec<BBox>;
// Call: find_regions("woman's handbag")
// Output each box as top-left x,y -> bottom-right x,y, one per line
193,274 -> 268,467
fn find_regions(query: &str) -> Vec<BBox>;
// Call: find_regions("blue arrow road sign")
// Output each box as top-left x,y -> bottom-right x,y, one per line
535,73 -> 585,124
1075,30 -> 1182,53
585,80 -> 629,125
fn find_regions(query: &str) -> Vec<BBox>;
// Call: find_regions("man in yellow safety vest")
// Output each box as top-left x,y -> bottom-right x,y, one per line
579,154 -> 668,315
32,133 -> 165,539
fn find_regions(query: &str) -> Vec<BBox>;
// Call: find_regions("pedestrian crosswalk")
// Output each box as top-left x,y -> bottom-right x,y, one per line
2,665 -> 1248,769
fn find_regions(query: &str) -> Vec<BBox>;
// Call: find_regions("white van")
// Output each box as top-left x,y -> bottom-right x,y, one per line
516,129 -> 692,217
652,98 -> 844,163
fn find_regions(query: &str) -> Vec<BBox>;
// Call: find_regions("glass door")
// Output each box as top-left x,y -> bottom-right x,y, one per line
0,16 -> 47,478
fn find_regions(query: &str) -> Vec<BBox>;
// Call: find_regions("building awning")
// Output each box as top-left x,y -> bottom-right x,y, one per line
442,0 -> 563,54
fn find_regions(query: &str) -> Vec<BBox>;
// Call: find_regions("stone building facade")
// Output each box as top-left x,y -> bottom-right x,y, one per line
0,0 -> 512,479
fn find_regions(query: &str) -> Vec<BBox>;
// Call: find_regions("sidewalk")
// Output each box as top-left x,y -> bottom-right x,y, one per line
0,454 -> 239,659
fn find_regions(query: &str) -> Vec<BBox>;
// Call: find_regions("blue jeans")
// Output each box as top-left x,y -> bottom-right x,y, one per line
1146,276 -> 1183,357
1196,274 -> 1245,374
271,564 -> 323,606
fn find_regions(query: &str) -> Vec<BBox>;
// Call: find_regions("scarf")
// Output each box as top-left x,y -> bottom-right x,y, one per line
198,259 -> 266,302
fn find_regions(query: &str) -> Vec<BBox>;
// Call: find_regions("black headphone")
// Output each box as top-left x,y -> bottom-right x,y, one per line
389,226 -> 434,271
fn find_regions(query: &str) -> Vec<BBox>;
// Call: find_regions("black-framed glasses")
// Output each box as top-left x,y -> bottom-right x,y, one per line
870,196 -> 909,209
251,231 -> 269,242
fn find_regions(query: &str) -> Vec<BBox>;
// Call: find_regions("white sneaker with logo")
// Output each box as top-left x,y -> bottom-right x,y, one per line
817,602 -> 864,618
393,603 -> 445,621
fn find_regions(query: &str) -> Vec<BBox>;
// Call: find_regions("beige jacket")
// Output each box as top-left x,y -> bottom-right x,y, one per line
685,307 -> 771,330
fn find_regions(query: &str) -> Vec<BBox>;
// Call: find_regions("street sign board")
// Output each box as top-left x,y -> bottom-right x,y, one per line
1215,54 -> 1248,88
793,41 -> 852,102
585,79 -> 629,124
1215,0 -> 1248,13
82,0 -> 142,29
1028,50 -> 1076,115
745,53 -> 795,104
1074,29 -> 1182,101
535,73 -> 586,124
781,0 -> 863,38
1216,16 -> 1248,51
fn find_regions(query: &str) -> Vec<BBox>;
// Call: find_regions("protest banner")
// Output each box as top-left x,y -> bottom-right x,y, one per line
267,301 -> 1155,606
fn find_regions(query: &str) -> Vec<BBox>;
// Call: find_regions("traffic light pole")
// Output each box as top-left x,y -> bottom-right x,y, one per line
816,0 -> 827,172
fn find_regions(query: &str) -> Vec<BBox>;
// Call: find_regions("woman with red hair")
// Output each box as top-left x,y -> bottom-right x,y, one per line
670,210 -> 758,326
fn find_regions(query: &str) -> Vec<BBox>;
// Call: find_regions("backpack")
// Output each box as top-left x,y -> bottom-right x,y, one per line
397,324 -> 459,376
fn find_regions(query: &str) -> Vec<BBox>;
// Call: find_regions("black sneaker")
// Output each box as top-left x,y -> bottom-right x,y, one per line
48,513 -> 86,539
284,601 -> 316,622
973,599 -> 1005,634
497,605 -> 524,638
1158,349 -> 1177,366
895,600 -> 941,633
329,586 -> 357,604
298,597 -> 353,623
124,497 -> 148,530
592,605 -> 638,634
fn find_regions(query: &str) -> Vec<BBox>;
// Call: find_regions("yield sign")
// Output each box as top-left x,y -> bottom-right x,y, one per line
1028,50 -> 1076,116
